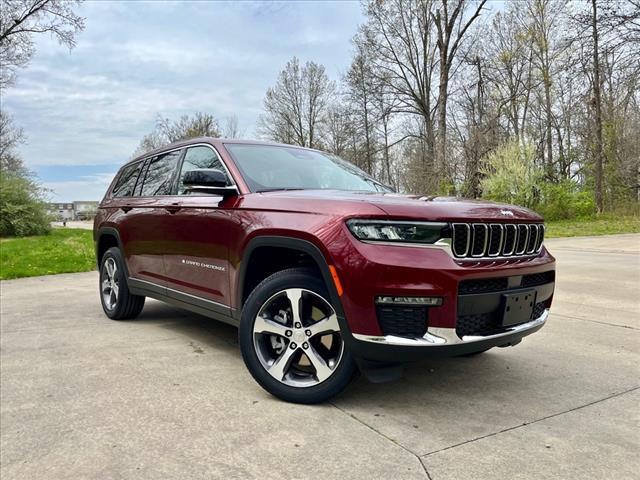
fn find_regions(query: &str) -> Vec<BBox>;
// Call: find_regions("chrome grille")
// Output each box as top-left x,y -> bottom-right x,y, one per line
451,223 -> 545,259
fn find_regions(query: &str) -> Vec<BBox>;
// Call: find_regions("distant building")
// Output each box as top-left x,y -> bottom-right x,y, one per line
49,203 -> 75,221
48,201 -> 99,221
73,201 -> 99,220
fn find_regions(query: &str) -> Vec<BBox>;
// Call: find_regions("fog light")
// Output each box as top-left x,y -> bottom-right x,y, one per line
375,296 -> 443,306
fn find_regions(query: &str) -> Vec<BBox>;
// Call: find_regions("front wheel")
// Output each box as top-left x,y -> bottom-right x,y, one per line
239,268 -> 356,404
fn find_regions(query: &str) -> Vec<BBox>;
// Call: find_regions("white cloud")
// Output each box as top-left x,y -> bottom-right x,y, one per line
44,173 -> 116,202
3,1 -> 364,173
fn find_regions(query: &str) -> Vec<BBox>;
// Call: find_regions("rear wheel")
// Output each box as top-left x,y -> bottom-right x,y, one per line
239,268 -> 356,404
99,247 -> 145,320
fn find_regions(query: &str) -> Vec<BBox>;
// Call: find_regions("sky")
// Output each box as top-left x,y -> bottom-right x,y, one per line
2,0 -> 364,202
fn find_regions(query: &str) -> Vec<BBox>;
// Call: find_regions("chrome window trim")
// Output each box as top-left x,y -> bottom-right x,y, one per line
117,142 -> 239,199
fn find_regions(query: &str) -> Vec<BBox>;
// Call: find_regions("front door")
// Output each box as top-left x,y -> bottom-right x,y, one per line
160,145 -> 234,317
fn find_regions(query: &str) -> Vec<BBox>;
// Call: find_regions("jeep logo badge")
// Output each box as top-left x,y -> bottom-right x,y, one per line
500,209 -> 515,217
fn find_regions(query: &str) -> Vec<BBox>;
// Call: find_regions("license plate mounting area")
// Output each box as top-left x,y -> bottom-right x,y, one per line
501,289 -> 536,327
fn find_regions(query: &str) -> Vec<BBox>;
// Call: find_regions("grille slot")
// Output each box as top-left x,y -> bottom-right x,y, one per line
456,301 -> 547,337
471,224 -> 488,257
451,222 -> 544,259
526,225 -> 538,253
452,223 -> 470,256
376,305 -> 428,338
459,271 -> 555,294
516,225 -> 529,254
488,224 -> 503,256
503,224 -> 517,255
521,270 -> 555,288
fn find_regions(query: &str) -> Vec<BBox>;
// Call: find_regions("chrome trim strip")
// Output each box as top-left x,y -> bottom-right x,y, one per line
128,277 -> 231,310
352,309 -> 549,347
361,238 -> 452,250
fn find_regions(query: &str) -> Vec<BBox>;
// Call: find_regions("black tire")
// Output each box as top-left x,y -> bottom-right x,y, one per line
239,268 -> 357,404
99,247 -> 145,320
459,347 -> 492,357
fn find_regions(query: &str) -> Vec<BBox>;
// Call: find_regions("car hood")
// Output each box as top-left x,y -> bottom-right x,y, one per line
249,190 -> 543,222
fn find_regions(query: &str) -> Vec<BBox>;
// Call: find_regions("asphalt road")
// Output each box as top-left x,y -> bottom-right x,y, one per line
1,235 -> 638,479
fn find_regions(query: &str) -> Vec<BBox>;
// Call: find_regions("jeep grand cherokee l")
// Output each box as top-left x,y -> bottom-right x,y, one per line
94,138 -> 555,404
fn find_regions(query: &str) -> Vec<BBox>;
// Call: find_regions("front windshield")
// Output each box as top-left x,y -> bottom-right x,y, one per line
224,144 -> 392,193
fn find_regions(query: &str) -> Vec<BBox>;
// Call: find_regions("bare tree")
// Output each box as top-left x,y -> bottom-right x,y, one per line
432,0 -> 488,180
223,114 -> 242,139
344,44 -> 378,173
0,110 -> 28,175
358,0 -> 439,190
134,112 -> 221,155
0,0 -> 85,89
258,57 -> 334,148
322,102 -> 354,158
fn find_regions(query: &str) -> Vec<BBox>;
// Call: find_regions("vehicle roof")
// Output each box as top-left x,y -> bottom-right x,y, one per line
125,137 -> 314,166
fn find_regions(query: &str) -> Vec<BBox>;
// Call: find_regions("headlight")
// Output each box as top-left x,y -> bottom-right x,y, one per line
346,219 -> 448,244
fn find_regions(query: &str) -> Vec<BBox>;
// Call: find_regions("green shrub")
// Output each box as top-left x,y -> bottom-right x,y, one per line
480,141 -> 542,208
0,173 -> 51,237
536,181 -> 596,221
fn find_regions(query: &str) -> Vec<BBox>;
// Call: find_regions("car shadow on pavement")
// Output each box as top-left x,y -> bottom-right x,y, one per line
131,301 -> 546,411
134,300 -> 240,350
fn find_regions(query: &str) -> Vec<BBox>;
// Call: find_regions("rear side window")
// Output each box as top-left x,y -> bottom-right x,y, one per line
177,146 -> 228,194
112,162 -> 142,198
140,150 -> 182,196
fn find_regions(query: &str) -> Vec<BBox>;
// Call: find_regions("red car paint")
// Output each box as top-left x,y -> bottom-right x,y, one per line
95,138 -> 555,348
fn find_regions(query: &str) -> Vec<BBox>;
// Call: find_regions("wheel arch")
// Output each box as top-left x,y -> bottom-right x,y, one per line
96,227 -> 129,277
236,236 -> 347,326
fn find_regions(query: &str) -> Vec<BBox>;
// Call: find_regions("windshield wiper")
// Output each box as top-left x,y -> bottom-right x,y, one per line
256,188 -> 305,193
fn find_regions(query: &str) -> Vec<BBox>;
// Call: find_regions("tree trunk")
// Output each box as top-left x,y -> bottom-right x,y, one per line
591,0 -> 605,213
437,60 -> 450,188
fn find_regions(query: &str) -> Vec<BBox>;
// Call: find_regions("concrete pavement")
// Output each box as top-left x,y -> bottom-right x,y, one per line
1,234 -> 639,479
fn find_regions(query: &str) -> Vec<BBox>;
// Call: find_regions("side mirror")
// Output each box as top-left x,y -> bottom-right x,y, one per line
182,169 -> 238,197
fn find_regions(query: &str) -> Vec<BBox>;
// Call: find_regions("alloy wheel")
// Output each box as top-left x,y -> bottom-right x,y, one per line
252,288 -> 343,387
101,257 -> 120,311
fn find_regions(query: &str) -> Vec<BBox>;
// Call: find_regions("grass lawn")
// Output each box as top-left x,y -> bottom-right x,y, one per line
0,228 -> 96,280
546,214 -> 640,238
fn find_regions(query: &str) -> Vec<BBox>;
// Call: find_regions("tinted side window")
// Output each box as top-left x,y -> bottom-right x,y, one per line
112,162 -> 142,197
178,146 -> 228,194
140,151 -> 182,196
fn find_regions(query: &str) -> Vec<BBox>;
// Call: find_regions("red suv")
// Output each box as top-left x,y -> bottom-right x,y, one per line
94,138 -> 555,403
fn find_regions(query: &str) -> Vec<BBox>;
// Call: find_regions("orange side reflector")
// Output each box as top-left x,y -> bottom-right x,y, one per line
328,265 -> 344,297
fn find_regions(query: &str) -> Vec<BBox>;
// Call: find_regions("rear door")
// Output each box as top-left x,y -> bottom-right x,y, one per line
111,150 -> 183,285
160,145 -> 235,316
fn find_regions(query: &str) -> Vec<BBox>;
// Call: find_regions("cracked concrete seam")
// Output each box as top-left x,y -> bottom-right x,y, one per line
550,312 -> 639,331
419,386 -> 640,458
330,402 -> 434,480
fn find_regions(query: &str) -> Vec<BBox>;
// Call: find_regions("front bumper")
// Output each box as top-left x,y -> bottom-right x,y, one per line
347,309 -> 548,363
